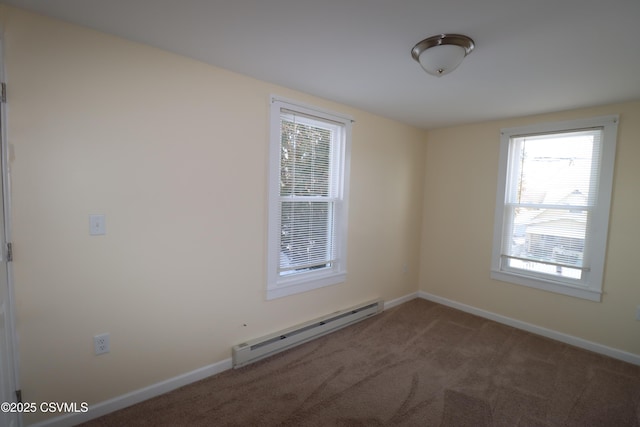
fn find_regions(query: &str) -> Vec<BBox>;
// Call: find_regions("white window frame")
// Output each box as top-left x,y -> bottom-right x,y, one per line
267,96 -> 352,300
491,115 -> 618,302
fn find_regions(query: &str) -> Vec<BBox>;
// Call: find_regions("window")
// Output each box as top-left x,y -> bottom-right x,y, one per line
267,97 -> 352,300
491,115 -> 618,301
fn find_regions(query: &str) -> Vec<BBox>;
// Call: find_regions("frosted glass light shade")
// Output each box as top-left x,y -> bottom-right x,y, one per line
411,34 -> 475,77
417,44 -> 467,76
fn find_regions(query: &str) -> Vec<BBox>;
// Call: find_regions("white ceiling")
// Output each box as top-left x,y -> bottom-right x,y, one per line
4,0 -> 640,129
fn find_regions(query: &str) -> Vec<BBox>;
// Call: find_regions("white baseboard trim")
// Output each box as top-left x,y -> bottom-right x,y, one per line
384,292 -> 418,310
29,294 -> 413,426
29,294 -> 415,426
418,291 -> 640,366
29,358 -> 233,427
33,291 -> 637,426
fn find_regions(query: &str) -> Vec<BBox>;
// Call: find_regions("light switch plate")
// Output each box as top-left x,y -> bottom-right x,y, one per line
89,214 -> 106,235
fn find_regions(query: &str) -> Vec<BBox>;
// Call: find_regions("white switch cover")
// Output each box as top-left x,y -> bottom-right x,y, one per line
89,214 -> 106,235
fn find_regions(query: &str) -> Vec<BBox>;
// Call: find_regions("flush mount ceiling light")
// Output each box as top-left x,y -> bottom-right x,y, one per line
411,34 -> 475,77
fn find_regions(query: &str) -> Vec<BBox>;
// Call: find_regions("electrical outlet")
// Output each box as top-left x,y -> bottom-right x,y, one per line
94,333 -> 110,355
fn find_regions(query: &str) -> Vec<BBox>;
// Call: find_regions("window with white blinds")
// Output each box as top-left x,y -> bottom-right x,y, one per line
491,116 -> 618,301
267,97 -> 352,300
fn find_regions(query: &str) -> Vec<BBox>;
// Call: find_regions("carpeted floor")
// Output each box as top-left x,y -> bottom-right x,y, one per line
82,299 -> 640,426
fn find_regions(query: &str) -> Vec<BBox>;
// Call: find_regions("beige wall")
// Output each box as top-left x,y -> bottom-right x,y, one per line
419,100 -> 640,356
2,7 -> 426,423
5,4 -> 640,424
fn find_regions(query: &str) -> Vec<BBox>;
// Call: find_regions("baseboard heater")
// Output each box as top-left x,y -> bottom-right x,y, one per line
232,299 -> 383,368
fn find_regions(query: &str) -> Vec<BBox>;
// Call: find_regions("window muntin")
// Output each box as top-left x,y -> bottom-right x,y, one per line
492,116 -> 618,301
267,97 -> 351,299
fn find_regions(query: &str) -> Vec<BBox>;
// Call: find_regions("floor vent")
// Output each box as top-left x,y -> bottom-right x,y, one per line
232,299 -> 383,368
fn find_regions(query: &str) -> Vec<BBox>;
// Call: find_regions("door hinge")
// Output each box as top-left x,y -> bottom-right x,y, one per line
1,82 -> 6,103
15,389 -> 22,403
7,242 -> 12,262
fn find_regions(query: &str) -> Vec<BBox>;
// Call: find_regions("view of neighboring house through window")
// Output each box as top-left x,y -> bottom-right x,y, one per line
491,116 -> 618,301
267,97 -> 352,300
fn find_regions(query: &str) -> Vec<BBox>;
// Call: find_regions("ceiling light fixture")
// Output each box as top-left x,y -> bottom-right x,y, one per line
411,34 -> 475,77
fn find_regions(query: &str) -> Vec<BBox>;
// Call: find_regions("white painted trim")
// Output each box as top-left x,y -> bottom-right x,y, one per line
28,293 -> 412,426
29,358 -> 233,427
270,94 -> 354,123
492,115 -> 618,301
32,290 -> 639,426
384,292 -> 418,310
266,97 -> 352,300
0,36 -> 22,427
30,292 -> 407,426
418,291 -> 640,366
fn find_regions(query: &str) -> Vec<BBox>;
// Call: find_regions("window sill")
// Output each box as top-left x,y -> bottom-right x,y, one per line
491,270 -> 602,302
267,271 -> 346,300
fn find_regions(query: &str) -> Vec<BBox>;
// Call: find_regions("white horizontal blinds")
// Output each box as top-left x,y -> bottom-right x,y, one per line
503,128 -> 603,280
279,109 -> 339,275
